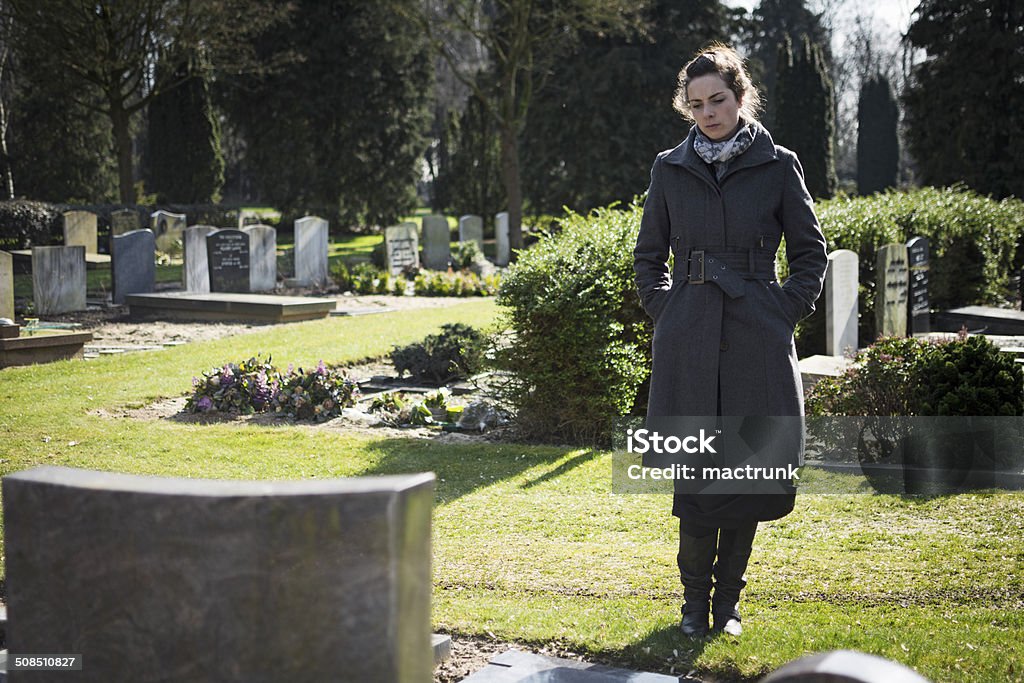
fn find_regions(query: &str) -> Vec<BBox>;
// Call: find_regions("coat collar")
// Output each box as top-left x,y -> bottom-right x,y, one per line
663,120 -> 779,182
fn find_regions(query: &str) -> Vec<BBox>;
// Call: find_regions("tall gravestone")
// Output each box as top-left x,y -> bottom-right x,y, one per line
3,466 -> 435,682
183,226 -> 218,293
112,229 -> 156,304
458,215 -> 484,251
32,246 -> 86,314
421,215 -> 451,271
0,250 -> 13,320
384,223 -> 419,276
875,243 -> 909,338
495,211 -> 510,266
207,230 -> 250,293
63,210 -> 98,254
110,209 -> 140,237
294,216 -> 329,287
906,236 -> 930,335
243,224 -> 277,292
825,249 -> 859,356
151,210 -> 187,253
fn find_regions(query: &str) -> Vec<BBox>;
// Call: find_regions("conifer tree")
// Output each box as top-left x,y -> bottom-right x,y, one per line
856,73 -> 899,196
774,34 -> 837,199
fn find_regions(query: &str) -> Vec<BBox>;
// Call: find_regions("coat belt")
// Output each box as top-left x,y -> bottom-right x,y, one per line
673,247 -> 776,299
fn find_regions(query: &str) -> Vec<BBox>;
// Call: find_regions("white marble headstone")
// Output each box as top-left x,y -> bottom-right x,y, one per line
294,216 -> 329,287
495,212 -> 510,266
458,215 -> 484,251
183,226 -> 218,293
242,224 -> 277,292
825,249 -> 858,356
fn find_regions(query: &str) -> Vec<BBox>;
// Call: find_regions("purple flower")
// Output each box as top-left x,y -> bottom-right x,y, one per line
196,396 -> 213,412
317,360 -> 327,376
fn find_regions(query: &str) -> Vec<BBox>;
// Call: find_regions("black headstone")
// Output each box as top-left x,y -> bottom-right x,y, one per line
907,236 -> 930,334
206,229 -> 250,293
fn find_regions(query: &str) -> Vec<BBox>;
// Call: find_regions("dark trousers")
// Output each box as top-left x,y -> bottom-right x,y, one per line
677,519 -> 758,619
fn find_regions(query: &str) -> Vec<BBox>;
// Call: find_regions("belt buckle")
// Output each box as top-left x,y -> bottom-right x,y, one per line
688,250 -> 706,285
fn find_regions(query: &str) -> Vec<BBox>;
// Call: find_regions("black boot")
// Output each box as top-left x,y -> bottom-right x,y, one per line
711,522 -> 757,636
677,524 -> 718,638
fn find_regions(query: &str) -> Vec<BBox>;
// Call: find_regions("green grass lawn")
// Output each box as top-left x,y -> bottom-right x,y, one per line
0,298 -> 1021,682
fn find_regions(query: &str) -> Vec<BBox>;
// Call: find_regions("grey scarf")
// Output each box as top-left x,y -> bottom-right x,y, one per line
693,121 -> 756,180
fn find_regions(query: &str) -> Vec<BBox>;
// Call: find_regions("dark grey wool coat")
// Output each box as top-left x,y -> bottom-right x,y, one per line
633,122 -> 827,526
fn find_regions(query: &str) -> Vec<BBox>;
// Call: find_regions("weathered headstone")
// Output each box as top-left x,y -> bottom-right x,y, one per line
206,229 -> 250,293
112,229 -> 156,305
110,209 -> 140,236
237,209 -> 262,229
3,466 -> 435,682
421,215 -> 450,271
458,214 -> 484,251
182,225 -> 218,293
151,210 -> 187,253
242,224 -> 277,292
875,243 -> 909,338
294,216 -> 329,287
825,249 -> 859,356
31,246 -> 86,315
63,210 -> 98,254
906,236 -> 930,335
384,222 -> 420,276
495,211 -> 510,266
0,250 -> 13,320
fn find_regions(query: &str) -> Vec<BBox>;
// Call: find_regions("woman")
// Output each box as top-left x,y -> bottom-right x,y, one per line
633,44 -> 827,638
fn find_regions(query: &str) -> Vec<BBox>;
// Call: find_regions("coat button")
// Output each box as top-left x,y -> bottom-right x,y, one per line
720,340 -> 729,352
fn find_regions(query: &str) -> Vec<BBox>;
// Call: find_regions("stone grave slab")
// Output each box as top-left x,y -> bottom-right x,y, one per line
0,251 -> 12,320
906,236 -> 930,335
384,222 -> 419,276
461,649 -> 677,682
825,249 -> 858,356
183,225 -> 217,293
126,292 -> 337,323
151,210 -> 187,253
421,215 -> 451,270
294,216 -> 329,287
932,306 -> 1024,336
495,211 -> 510,266
242,224 -> 277,292
31,246 -> 86,315
110,208 -> 140,236
3,466 -> 435,683
206,229 -> 250,293
0,331 -> 93,368
111,229 -> 155,304
459,214 -> 484,250
63,210 -> 98,254
874,243 -> 908,338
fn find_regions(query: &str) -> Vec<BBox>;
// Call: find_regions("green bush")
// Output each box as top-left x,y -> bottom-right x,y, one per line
0,200 -> 64,249
390,323 -> 487,383
412,269 -> 499,297
798,186 -> 1024,352
451,240 -> 486,270
493,201 -> 651,445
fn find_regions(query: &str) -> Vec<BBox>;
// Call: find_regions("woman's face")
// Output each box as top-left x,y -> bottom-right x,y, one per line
687,74 -> 741,141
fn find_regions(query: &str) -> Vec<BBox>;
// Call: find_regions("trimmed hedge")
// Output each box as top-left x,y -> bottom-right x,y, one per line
493,201 -> 650,445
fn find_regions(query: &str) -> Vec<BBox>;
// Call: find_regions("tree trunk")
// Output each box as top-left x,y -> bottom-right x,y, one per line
499,124 -> 523,253
110,105 -> 135,204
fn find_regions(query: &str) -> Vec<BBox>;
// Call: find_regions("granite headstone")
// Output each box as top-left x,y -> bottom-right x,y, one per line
294,216 -> 329,287
3,466 -> 435,682
183,225 -> 218,293
243,224 -> 277,292
31,246 -> 86,315
384,222 -> 420,276
0,250 -> 12,320
111,229 -> 156,305
206,229 -> 250,293
110,209 -> 140,236
63,210 -> 98,254
906,236 -> 930,335
825,249 -> 859,356
875,243 -> 909,338
458,214 -> 484,251
495,211 -> 510,266
151,210 -> 187,253
421,215 -> 451,271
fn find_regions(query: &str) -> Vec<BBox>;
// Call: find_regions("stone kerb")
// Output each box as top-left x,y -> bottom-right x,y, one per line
294,216 -> 329,287
3,466 -> 436,682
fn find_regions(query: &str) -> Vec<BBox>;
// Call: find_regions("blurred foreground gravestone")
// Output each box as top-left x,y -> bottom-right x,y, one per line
760,649 -> 931,682
3,466 -> 435,682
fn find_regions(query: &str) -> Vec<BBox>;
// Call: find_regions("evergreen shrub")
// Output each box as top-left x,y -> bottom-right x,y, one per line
493,201 -> 651,445
0,200 -> 64,249
390,323 -> 486,384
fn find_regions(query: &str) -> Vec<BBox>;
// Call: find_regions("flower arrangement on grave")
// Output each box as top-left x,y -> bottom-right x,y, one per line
273,360 -> 360,422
